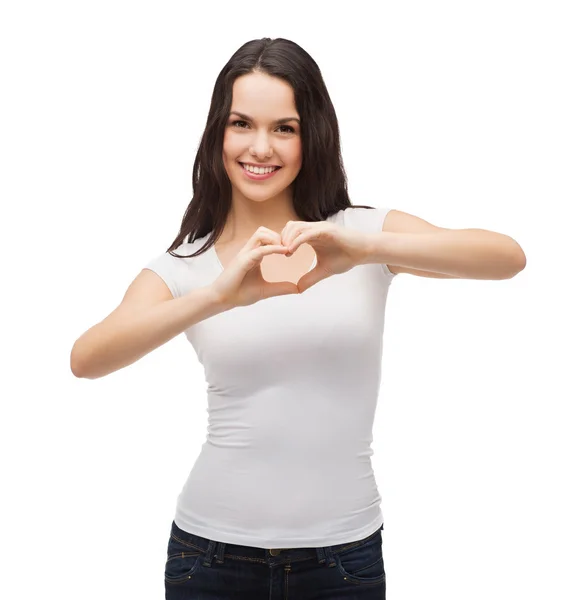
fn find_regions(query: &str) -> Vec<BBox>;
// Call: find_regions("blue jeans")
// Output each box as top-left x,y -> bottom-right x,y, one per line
164,519 -> 386,599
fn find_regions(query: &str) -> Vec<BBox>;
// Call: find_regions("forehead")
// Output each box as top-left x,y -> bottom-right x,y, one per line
231,72 -> 298,117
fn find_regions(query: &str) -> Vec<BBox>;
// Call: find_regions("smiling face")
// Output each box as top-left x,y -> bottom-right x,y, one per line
222,71 -> 302,205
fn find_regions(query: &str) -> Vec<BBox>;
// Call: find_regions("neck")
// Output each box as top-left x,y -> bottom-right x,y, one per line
217,191 -> 299,245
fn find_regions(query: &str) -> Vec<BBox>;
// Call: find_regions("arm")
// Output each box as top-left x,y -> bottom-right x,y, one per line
366,209 -> 526,280
71,278 -> 228,380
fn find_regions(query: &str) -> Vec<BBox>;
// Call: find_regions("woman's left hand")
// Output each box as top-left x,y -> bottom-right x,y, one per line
280,220 -> 372,293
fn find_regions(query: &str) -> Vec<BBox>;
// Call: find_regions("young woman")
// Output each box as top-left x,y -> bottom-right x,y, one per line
71,37 -> 526,599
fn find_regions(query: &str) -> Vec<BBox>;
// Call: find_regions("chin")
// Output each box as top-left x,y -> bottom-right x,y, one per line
241,188 -> 286,201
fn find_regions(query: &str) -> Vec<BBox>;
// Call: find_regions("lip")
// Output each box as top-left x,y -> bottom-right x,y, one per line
240,161 -> 280,168
238,162 -> 282,181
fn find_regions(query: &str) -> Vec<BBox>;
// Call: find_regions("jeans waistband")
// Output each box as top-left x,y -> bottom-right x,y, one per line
169,520 -> 384,568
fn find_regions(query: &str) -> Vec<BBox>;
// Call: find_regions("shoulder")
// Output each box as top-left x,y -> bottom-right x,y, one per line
147,235 -> 210,265
338,205 -> 394,233
142,237 -> 210,299
145,242 -> 195,269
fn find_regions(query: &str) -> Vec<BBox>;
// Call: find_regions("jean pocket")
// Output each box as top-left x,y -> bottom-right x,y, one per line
164,534 -> 205,584
334,533 -> 386,586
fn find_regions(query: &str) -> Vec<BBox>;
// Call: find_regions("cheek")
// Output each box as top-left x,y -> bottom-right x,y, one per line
222,135 -> 234,157
222,142 -> 240,171
284,141 -> 302,166
222,135 -> 302,169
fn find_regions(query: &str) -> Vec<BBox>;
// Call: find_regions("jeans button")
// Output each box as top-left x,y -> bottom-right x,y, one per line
269,549 -> 281,556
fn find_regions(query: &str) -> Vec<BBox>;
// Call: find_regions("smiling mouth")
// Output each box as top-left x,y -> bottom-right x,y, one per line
238,162 -> 282,173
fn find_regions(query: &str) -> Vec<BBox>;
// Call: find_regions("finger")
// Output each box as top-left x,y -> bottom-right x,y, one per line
287,229 -> 314,254
282,222 -> 312,248
252,244 -> 289,262
239,231 -> 284,263
264,281 -> 300,299
245,228 -> 281,251
296,267 -> 325,293
280,220 -> 300,245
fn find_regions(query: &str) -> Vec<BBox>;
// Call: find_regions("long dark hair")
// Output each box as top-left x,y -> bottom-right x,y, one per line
167,37 -> 375,259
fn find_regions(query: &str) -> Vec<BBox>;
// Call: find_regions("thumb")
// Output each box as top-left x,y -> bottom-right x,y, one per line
265,281 -> 300,298
296,268 -> 325,294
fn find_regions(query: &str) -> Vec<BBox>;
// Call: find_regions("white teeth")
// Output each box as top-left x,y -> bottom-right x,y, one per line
241,163 -> 278,174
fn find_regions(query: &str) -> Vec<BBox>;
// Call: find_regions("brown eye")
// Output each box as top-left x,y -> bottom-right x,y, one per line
230,120 -> 295,134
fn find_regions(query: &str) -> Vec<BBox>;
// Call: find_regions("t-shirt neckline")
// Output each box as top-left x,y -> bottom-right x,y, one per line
207,214 -> 336,274
210,241 -> 317,274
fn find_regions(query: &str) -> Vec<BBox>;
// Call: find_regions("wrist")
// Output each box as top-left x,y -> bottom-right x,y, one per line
206,284 -> 235,312
358,232 -> 388,266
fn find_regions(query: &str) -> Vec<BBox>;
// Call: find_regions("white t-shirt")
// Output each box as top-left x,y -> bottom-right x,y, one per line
144,206 -> 396,548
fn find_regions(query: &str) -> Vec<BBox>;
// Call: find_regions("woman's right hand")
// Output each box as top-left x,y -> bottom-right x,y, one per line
209,227 -> 300,309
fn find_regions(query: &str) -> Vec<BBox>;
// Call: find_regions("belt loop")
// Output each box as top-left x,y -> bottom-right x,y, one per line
202,539 -> 217,567
316,545 -> 336,568
215,541 -> 226,564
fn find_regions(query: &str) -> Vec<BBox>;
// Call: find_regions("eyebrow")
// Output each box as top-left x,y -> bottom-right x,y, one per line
229,111 -> 300,125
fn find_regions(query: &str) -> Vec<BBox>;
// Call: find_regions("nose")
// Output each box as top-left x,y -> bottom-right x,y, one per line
249,132 -> 273,159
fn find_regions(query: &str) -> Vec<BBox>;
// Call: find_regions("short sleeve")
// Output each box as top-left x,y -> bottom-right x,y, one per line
343,206 -> 396,282
143,251 -> 186,299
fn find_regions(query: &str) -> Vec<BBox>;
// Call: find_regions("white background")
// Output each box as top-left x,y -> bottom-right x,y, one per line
1,1 -> 571,599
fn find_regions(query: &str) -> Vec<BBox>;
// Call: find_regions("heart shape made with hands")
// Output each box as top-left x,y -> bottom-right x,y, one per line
270,220 -> 366,293
260,242 -> 318,290
225,220 -> 365,295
